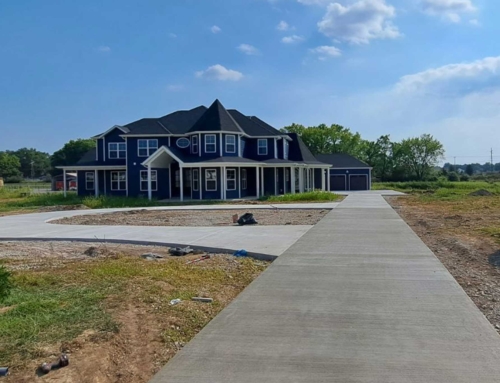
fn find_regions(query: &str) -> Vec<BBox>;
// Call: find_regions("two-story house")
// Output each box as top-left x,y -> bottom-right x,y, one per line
59,99 -> 338,201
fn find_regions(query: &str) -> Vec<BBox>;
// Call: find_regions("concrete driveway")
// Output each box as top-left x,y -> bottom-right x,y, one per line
0,203 -> 339,257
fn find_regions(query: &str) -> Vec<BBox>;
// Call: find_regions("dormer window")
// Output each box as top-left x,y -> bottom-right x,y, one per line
258,139 -> 268,155
108,143 -> 126,159
226,135 -> 236,153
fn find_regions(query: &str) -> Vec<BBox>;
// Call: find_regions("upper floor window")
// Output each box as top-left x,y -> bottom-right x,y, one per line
284,140 -> 289,160
192,135 -> 198,154
226,135 -> 236,153
205,134 -> 216,153
138,139 -> 158,157
108,142 -> 126,159
176,138 -> 190,149
258,139 -> 268,155
140,170 -> 157,191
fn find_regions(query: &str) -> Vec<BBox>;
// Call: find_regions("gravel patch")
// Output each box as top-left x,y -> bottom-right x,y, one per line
51,209 -> 330,227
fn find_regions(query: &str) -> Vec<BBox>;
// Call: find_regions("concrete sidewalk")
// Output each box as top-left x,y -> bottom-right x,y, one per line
150,194 -> 500,383
0,203 -> 338,256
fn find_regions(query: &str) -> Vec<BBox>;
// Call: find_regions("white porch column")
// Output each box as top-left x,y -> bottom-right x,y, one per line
63,169 -> 67,197
238,168 -> 241,199
147,165 -> 152,201
312,169 -> 315,191
256,167 -> 260,199
299,168 -> 304,193
260,166 -> 265,196
290,167 -> 295,194
94,169 -> 99,197
199,167 -> 202,200
321,169 -> 326,191
221,166 -> 226,200
327,169 -> 331,191
180,166 -> 184,202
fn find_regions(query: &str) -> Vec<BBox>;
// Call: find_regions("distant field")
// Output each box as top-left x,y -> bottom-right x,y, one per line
2,182 -> 51,190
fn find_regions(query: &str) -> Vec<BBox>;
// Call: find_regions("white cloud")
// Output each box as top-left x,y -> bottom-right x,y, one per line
237,44 -> 260,55
395,56 -> 500,92
169,33 -> 177,38
167,84 -> 184,92
421,0 -> 476,23
210,25 -> 221,34
469,18 -> 479,26
276,20 -> 290,31
281,35 -> 305,44
317,0 -> 401,45
98,46 -> 111,52
195,64 -> 243,81
297,0 -> 332,5
310,45 -> 342,59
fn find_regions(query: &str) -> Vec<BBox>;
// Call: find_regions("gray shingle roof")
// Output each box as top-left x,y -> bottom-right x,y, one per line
158,106 -> 207,135
228,110 -> 282,137
287,133 -> 329,165
188,100 -> 243,133
315,153 -> 371,168
77,148 -> 98,165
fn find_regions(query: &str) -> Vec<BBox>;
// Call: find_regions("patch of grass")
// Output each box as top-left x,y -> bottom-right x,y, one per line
0,252 -> 268,368
480,227 -> 500,243
261,191 -> 341,203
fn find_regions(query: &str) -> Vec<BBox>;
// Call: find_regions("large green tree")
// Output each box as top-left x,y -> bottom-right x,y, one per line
50,139 -> 95,175
0,152 -> 22,179
8,148 -> 51,178
282,123 -> 364,156
362,135 -> 393,181
397,134 -> 445,180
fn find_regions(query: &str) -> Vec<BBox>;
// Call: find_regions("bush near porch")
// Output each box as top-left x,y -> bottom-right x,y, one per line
261,191 -> 342,202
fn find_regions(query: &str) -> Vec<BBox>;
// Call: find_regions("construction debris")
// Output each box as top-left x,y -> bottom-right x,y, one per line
185,254 -> 211,264
141,253 -> 164,260
237,213 -> 258,225
83,247 -> 99,257
233,249 -> 248,257
169,246 -> 194,256
39,354 -> 69,375
170,298 -> 182,306
191,297 -> 214,303
0,367 -> 8,377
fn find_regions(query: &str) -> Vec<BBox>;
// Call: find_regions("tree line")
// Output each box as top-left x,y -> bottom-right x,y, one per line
282,124 -> 445,181
0,139 -> 95,182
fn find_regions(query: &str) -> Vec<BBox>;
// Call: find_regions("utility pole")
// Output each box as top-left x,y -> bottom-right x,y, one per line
491,148 -> 494,173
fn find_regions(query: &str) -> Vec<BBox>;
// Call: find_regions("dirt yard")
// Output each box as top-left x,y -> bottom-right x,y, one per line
387,195 -> 500,332
0,241 -> 268,382
52,208 -> 329,227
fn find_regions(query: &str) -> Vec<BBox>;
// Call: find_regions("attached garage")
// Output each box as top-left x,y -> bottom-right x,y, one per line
315,154 -> 372,191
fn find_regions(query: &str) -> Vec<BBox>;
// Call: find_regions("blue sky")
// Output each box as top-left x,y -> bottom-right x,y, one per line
1,0 -> 499,164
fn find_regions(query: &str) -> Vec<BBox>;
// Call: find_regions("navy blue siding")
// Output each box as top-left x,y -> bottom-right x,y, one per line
97,139 -> 104,162
103,129 -> 126,166
77,171 -> 94,196
222,134 -> 239,157
200,134 -> 221,158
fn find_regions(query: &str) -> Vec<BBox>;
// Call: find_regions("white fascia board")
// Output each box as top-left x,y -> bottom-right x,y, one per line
141,146 -> 184,166
93,125 -> 128,139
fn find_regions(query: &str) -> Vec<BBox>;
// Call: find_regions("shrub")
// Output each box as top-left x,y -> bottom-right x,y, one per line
460,174 -> 470,182
447,172 -> 459,182
262,191 -> 341,202
4,176 -> 24,184
0,266 -> 13,302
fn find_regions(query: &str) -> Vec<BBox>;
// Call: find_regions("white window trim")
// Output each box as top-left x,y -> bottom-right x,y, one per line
111,171 -> 127,191
192,169 -> 199,191
192,136 -> 198,154
226,169 -> 237,191
176,137 -> 190,149
137,139 -> 159,157
108,142 -> 126,159
140,170 -> 157,191
205,169 -> 217,191
241,169 -> 247,190
284,141 -> 289,160
258,139 -> 268,156
85,172 -> 95,190
225,135 -> 236,153
205,134 -> 216,154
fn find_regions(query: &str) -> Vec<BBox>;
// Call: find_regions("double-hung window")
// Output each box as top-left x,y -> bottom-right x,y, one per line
138,139 -> 158,157
111,171 -> 126,191
205,135 -> 216,153
205,169 -> 217,191
140,170 -> 157,191
192,169 -> 199,191
85,172 -> 95,190
258,139 -> 268,155
225,135 -> 236,153
192,135 -> 198,154
241,169 -> 247,190
226,169 -> 236,190
108,142 -> 126,159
